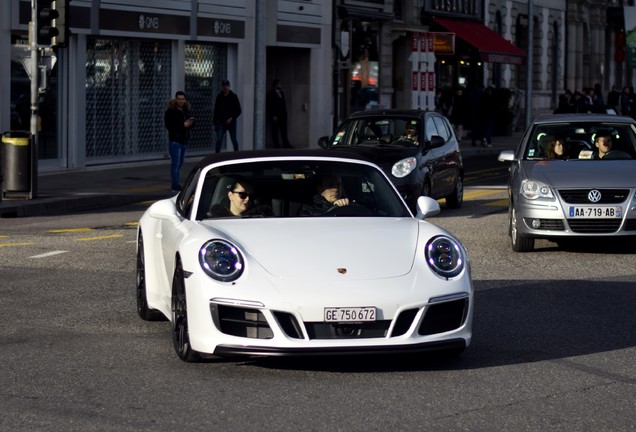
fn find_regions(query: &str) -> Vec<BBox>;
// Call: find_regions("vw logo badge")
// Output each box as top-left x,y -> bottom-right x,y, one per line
588,189 -> 602,203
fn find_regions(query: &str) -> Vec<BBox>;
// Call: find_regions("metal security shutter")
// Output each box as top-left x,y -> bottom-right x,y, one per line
85,38 -> 171,163
184,43 -> 227,152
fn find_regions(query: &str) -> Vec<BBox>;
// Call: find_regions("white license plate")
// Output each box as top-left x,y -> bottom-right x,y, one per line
569,206 -> 622,219
324,307 -> 376,322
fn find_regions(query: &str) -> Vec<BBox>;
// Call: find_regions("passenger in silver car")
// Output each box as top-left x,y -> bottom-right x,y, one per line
546,137 -> 567,159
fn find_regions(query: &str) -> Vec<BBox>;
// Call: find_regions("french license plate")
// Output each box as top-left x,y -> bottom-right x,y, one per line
324,307 -> 376,322
569,206 -> 622,218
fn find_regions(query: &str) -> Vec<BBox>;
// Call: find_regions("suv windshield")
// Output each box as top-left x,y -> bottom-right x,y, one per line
329,117 -> 421,147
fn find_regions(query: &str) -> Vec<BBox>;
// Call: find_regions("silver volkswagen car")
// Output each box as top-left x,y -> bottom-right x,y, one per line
498,113 -> 636,252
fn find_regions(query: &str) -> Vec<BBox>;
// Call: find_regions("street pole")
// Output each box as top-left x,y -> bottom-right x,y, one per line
253,0 -> 265,150
29,0 -> 39,198
524,0 -> 533,130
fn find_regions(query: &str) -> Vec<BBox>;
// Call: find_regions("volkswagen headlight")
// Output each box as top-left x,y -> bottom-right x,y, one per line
520,179 -> 554,200
391,157 -> 417,178
199,239 -> 244,282
425,235 -> 464,279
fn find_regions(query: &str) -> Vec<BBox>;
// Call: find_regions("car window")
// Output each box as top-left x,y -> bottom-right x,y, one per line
194,160 -> 410,220
432,116 -> 451,141
425,117 -> 438,142
330,117 -> 420,147
176,168 -> 201,218
523,122 -> 636,160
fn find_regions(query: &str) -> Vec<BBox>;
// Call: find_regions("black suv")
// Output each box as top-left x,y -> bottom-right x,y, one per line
319,109 -> 463,211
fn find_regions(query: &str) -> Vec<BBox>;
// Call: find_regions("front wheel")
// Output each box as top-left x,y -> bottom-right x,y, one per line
510,207 -> 534,252
171,259 -> 201,362
445,176 -> 463,209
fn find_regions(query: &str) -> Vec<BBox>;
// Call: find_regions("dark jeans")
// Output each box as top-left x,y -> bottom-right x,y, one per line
215,121 -> 239,153
169,141 -> 186,189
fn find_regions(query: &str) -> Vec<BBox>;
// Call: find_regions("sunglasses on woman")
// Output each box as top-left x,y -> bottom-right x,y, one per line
232,191 -> 250,199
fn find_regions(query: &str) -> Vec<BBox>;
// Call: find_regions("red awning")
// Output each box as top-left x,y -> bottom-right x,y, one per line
433,17 -> 526,65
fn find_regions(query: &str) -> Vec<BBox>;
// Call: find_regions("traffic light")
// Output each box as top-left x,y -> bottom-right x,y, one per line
52,0 -> 69,47
36,0 -> 59,46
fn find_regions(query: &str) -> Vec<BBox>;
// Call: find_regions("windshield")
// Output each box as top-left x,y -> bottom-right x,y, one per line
523,122 -> 636,160
329,117 -> 421,147
193,160 -> 410,220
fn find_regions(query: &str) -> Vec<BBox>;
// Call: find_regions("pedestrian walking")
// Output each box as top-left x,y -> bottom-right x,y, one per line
164,91 -> 193,192
266,78 -> 292,148
450,87 -> 466,142
213,79 -> 242,153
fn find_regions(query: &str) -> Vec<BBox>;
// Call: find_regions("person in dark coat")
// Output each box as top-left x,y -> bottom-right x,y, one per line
164,91 -> 193,191
266,79 -> 292,148
213,80 -> 242,153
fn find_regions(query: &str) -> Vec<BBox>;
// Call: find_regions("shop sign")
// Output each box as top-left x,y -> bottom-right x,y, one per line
100,9 -> 189,35
424,0 -> 481,20
412,72 -> 435,91
412,32 -> 455,54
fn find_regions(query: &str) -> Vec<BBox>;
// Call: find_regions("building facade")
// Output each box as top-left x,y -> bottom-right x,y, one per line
1,0 -> 633,173
0,0 -> 333,172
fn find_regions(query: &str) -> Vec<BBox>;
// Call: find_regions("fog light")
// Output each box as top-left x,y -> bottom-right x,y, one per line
531,219 -> 541,229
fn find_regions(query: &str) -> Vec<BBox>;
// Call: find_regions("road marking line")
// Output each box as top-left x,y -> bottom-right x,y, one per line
126,222 -> 138,227
0,242 -> 32,247
0,235 -> 8,239
29,250 -> 69,259
49,228 -> 94,233
76,234 -> 124,241
484,199 -> 509,207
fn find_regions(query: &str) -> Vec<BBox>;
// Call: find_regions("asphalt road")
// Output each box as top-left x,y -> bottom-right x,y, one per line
1,167 -> 635,431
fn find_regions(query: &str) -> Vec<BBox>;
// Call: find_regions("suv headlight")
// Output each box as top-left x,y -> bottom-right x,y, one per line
520,179 -> 554,200
199,239 -> 244,282
392,157 -> 417,178
425,235 -> 464,279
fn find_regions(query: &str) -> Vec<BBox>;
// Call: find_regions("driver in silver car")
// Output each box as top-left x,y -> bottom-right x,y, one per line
579,129 -> 613,159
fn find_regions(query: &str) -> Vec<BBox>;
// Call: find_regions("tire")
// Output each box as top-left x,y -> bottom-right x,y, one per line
136,232 -> 166,321
510,207 -> 534,252
445,175 -> 463,209
421,180 -> 431,198
171,259 -> 201,362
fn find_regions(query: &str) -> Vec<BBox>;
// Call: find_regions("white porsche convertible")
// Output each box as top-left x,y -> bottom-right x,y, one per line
136,150 -> 474,361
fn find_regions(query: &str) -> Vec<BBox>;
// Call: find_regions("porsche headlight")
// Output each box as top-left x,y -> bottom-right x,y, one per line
520,179 -> 554,200
199,239 -> 244,282
391,157 -> 417,178
425,235 -> 464,278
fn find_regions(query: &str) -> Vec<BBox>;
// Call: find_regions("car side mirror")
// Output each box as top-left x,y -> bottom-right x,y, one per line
148,199 -> 182,224
415,196 -> 441,219
498,150 -> 515,162
318,136 -> 330,149
425,135 -> 445,150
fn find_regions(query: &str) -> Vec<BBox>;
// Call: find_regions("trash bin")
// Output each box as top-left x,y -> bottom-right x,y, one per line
2,131 -> 31,197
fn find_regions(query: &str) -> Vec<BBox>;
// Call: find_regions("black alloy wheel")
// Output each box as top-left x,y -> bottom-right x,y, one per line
171,259 -> 201,362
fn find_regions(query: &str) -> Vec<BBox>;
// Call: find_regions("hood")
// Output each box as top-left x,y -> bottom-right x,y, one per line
201,218 -> 420,281
522,160 -> 636,188
328,145 -> 419,167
